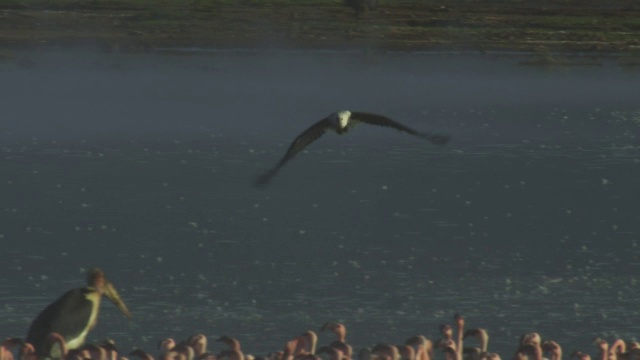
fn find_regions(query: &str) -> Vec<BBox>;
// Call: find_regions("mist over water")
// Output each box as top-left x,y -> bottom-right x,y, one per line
1,49 -> 639,356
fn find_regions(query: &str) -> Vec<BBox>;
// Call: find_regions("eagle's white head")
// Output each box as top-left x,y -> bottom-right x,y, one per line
334,110 -> 351,129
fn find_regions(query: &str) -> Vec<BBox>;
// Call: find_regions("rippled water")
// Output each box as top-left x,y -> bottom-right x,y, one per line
1,49 -> 639,357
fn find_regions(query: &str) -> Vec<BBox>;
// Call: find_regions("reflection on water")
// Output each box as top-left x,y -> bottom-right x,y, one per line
1,50 -> 639,356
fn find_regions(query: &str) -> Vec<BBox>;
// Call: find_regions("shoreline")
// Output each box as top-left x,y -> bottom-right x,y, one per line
1,2 -> 640,59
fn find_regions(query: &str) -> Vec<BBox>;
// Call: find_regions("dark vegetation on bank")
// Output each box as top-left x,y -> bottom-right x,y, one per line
0,0 -> 639,62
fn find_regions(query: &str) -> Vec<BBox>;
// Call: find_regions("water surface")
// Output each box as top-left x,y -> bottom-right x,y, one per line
1,49 -> 639,356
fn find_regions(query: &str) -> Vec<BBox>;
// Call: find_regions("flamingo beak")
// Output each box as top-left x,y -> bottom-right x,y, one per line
103,280 -> 133,319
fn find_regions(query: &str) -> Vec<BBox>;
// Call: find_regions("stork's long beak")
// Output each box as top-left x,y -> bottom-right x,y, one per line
103,280 -> 133,319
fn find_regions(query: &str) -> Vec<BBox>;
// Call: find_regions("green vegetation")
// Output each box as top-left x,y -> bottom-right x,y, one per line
1,0 -> 639,53
4,0 -> 345,9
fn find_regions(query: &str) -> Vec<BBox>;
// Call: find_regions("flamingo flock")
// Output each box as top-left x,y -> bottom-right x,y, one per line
2,315 -> 639,360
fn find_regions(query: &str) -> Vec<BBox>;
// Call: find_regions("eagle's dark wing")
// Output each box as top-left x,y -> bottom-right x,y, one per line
350,112 -> 450,145
255,119 -> 331,187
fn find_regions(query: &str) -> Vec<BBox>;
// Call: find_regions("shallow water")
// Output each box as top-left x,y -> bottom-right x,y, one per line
1,49 -> 639,357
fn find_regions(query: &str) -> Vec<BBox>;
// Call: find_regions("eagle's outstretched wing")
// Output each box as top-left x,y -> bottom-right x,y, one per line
351,112 -> 450,145
255,119 -> 330,187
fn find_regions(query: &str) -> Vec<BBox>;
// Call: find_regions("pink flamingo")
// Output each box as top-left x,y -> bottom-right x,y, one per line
297,331 -> 318,355
19,341 -> 38,360
440,326 -> 454,343
609,339 -> 627,360
284,331 -> 319,360
627,343 -> 640,360
187,335 -> 208,357
396,345 -> 415,360
1,338 -> 23,360
436,340 -> 457,352
463,329 -> 489,353
198,352 -> 217,360
541,340 -> 562,360
80,343 -> 108,360
518,333 -> 544,360
216,336 -> 244,360
357,347 -> 372,360
320,323 -> 346,343
329,342 -> 352,360
516,343 -> 542,360
594,338 -> 609,360
159,339 -> 177,353
218,350 -> 245,360
283,337 -> 301,360
78,340 -> 120,360
440,344 -> 457,360
129,349 -> 156,360
454,315 -> 465,360
294,355 -> 320,360
317,346 -> 344,360
435,326 -> 455,360
159,338 -> 195,360
99,340 -> 119,360
520,334 -> 542,347
405,336 -> 433,360
371,344 -> 399,360
414,345 -> 431,360
217,337 -> 242,352
571,351 -> 591,360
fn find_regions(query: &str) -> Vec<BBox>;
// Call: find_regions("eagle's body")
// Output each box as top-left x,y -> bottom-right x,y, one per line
255,110 -> 450,186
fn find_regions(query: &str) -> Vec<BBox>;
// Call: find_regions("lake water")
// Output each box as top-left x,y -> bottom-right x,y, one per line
1,49 -> 639,358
